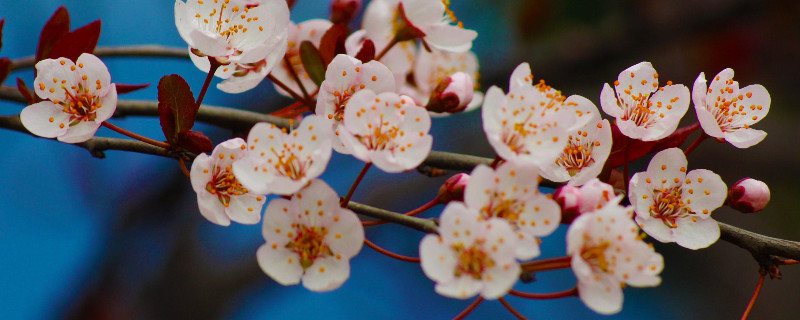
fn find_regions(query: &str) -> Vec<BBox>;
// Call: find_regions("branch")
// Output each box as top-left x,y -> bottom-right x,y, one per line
347,202 -> 439,234
11,45 -> 189,71
719,222 -> 800,263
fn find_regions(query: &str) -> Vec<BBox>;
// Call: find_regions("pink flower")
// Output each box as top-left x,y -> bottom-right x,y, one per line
345,29 -> 415,86
692,68 -> 770,148
425,72 -> 478,115
21,53 -> 117,143
175,0 -> 290,64
600,62 -> 690,141
727,178 -> 770,213
257,179 -> 364,292
567,203 -> 663,315
555,179 -> 620,223
540,119 -> 612,186
464,162 -> 561,260
437,173 -> 470,203
629,148 -> 727,249
406,48 -> 482,115
232,115 -> 332,195
315,54 -> 396,154
190,138 -> 267,226
419,202 -> 520,299
338,90 -> 433,172
270,19 -> 333,98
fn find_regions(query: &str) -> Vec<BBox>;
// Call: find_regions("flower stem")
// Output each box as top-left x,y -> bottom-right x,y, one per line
101,122 -> 170,149
684,131 -> 708,156
362,198 -> 439,226
453,297 -> 484,320
741,271 -> 766,320
364,238 -> 420,263
267,74 -> 311,107
520,256 -> 571,273
498,297 -> 528,320
178,158 -> 191,179
341,163 -> 372,207
778,259 -> 799,265
623,143 -> 630,192
196,57 -> 221,108
508,287 -> 578,300
270,101 -> 305,117
283,56 -> 311,101
489,156 -> 502,169
375,36 -> 399,61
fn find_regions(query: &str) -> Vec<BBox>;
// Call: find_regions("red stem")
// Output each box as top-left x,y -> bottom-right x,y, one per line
498,297 -> 529,320
362,198 -> 439,226
508,287 -> 578,300
452,297 -> 484,320
196,57 -> 221,108
101,122 -> 170,149
684,132 -> 708,156
623,143 -> 630,192
341,163 -> 371,207
778,259 -> 799,265
178,158 -> 191,179
267,74 -> 310,106
374,37 -> 399,61
741,271 -> 766,320
364,238 -> 420,263
489,156 -> 502,169
283,55 -> 310,101
520,256 -> 571,273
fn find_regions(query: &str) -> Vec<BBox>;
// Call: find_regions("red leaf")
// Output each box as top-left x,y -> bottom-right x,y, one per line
0,58 -> 11,84
318,24 -> 348,65
115,83 -> 150,95
48,20 -> 101,62
36,6 -> 70,63
354,39 -> 375,62
178,130 -> 214,154
158,74 -> 196,145
606,122 -> 701,169
16,77 -> 36,104
0,19 -> 5,53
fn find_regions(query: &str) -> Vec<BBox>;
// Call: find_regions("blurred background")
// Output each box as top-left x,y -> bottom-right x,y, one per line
1,0 -> 799,319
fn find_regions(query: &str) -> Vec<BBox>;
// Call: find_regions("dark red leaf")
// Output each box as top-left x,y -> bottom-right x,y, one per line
115,83 -> 150,94
0,58 -> 11,84
158,74 -> 196,145
36,6 -> 70,63
649,122 -> 701,154
178,130 -> 214,154
318,24 -> 348,65
605,122 -> 701,169
48,20 -> 101,61
16,77 -> 36,104
0,19 -> 5,53
299,41 -> 326,87
354,39 -> 375,62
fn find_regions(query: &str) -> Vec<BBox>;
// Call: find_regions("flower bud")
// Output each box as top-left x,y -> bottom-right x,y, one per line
426,72 -> 474,114
578,179 -> 617,213
728,178 -> 770,213
437,173 -> 470,203
554,185 -> 581,223
330,0 -> 362,25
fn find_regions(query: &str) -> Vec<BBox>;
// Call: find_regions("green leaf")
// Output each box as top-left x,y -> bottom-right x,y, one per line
300,41 -> 326,87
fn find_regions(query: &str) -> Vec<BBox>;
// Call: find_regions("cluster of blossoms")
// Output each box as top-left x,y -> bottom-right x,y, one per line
14,0 -> 779,317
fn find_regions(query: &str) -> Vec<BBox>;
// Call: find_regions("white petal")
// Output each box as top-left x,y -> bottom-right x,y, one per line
94,87 -> 118,123
197,193 -> 231,226
481,260 -> 520,300
34,58 -> 75,102
695,104 -> 725,138
512,231 -> 540,260
420,234 -> 457,284
20,101 -> 70,138
302,256 -> 350,292
57,121 -> 101,143
673,217 -> 720,249
578,277 -> 623,315
682,169 -> 727,215
509,63 -> 533,93
435,276 -> 482,300
635,216 -> 674,244
725,128 -> 767,149
75,53 -> 112,96
616,61 -> 657,98
256,244 -> 303,286
227,194 -> 264,224
423,24 -> 477,53
691,72 -> 708,113
189,153 -> 215,193
600,83 -> 621,118
261,198 -> 294,244
326,207 -> 365,259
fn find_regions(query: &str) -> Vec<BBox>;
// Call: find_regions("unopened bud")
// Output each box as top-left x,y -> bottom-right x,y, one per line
438,173 -> 470,203
728,178 -> 770,213
330,0 -> 362,25
426,72 -> 474,114
578,179 -> 618,213
554,185 -> 581,223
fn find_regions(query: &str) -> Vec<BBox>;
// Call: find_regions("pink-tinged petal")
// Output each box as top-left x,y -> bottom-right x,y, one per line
509,63 -> 533,93
197,193 -> 231,226
262,198 -> 294,244
423,24 -> 477,53
75,53 -> 112,96
682,169 -> 726,215
706,68 -> 736,107
343,89 -> 378,135
512,231 -> 540,260
256,244 -> 303,286
569,120 -> 613,186
577,276 -> 624,315
326,207 -> 364,258
483,218 -> 518,259
57,121 -> 101,143
635,216 -> 674,244
629,173 -> 654,218
563,95 -> 600,131
293,115 -> 333,177
614,118 -> 649,140
362,0 -> 396,41
439,202 -> 481,245
231,156 -> 272,195
34,58 -> 76,102
692,72 -> 708,112
20,101 -> 70,138
566,214 -> 590,255
227,194 -> 264,225
189,153 -> 215,193
647,84 -> 690,135
265,177 -> 308,196
174,0 -> 196,47
725,128 -> 767,148
645,148 -> 687,190
616,61 -> 657,98
302,256 -> 350,292
324,54 -> 359,90
695,104 -> 725,138
420,234 -> 457,284
188,28 -> 231,57
600,83 -> 621,118
435,276 -> 482,300
94,87 -> 118,123
736,84 -> 770,125
570,254 -> 594,282
339,129 -> 370,161
217,69 -> 268,94
463,164 -> 494,211
480,260 -> 520,300
403,0 -> 445,26
673,217 -> 720,249
361,60 -> 397,93
377,134 -> 431,172
615,242 -> 663,287
189,50 -> 237,79
212,138 -> 249,171
518,196 -> 561,237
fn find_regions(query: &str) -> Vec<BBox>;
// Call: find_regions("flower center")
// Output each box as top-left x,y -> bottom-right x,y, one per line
231,59 -> 266,77
271,148 -> 311,181
329,86 -> 360,122
580,241 -> 611,273
285,224 -> 333,269
356,114 -> 401,151
620,92 -> 656,128
483,196 -> 521,223
451,241 -> 494,280
206,165 -> 248,207
57,87 -> 101,126
649,186 -> 689,228
557,131 -> 596,176
709,82 -> 760,132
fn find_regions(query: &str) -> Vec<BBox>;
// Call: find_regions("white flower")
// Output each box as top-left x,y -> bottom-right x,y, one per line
270,19 -> 332,98
315,54 -> 396,154
362,0 -> 477,53
175,0 -> 290,64
232,115 -> 332,195
189,37 -> 287,93
257,179 -> 364,292
408,48 -> 482,115
345,29 -> 416,86
21,53 -> 117,143
338,90 -> 433,172
567,203 -> 663,315
629,148 -> 727,249
600,62 -> 690,141
190,138 -> 267,226
692,68 -> 770,148
419,202 -> 520,299
540,119 -> 612,186
463,162 -> 561,260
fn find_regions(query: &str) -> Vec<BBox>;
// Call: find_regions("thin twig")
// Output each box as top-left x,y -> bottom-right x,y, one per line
341,163 -> 371,207
11,45 -> 190,71
508,287 -> 578,300
362,198 -> 439,226
363,239 -> 420,263
741,271 -> 766,320
498,297 -> 529,320
452,297 -> 484,320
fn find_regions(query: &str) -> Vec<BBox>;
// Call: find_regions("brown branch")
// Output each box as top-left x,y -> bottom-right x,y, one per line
11,45 -> 189,71
719,222 -> 800,264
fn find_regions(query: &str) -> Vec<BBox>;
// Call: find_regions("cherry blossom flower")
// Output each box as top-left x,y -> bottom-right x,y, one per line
540,119 -> 612,186
424,72 -> 476,114
21,53 -> 117,143
188,36 -> 287,93
232,115 -> 332,195
629,148 -> 727,250
600,62 -> 690,141
555,178 -> 620,223
315,54 -> 396,154
345,29 -> 415,88
175,0 -> 290,64
727,178 -> 770,213
567,203 -> 663,315
419,202 -> 519,299
362,0 -> 477,53
338,90 -> 432,172
464,162 -> 561,260
692,68 -> 770,148
406,48 -> 482,115
190,138 -> 267,226
257,179 -> 364,292
271,19 -> 332,98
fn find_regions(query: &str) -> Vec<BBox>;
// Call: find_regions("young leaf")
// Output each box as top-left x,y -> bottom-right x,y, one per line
115,83 -> 150,95
36,6 -> 70,63
299,41 -> 326,87
318,23 -> 348,65
354,39 -> 375,62
16,77 -> 36,104
48,20 -> 101,61
0,58 -> 11,84
178,130 -> 214,154
0,19 -> 5,53
158,74 -> 196,145
605,122 -> 701,169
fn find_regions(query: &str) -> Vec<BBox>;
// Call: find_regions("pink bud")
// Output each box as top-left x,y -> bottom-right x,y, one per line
554,185 -> 582,223
578,179 -> 617,213
330,0 -> 362,25
438,173 -> 470,203
728,178 -> 770,213
426,72 -> 474,114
